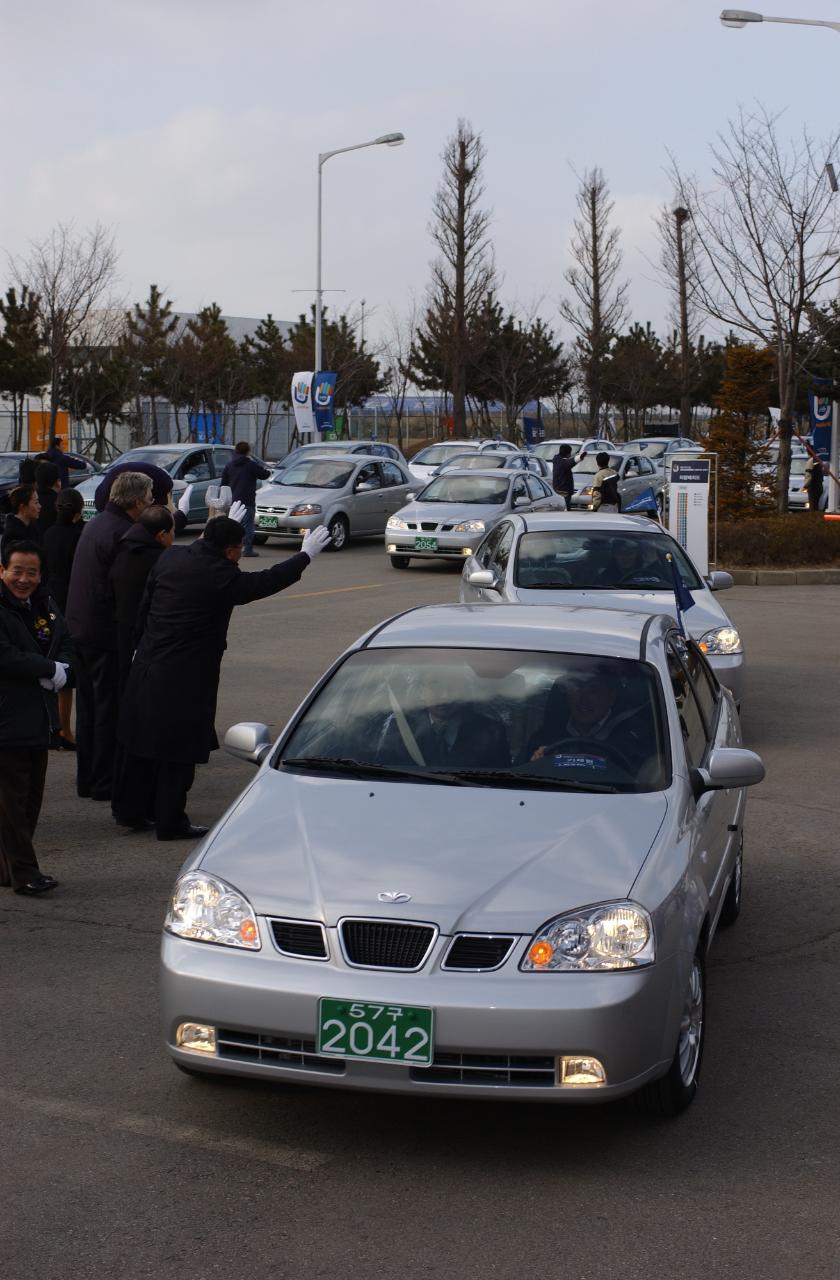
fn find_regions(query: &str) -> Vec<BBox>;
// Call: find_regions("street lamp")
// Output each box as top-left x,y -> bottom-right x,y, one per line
315,132 -> 405,371
720,10 -> 840,33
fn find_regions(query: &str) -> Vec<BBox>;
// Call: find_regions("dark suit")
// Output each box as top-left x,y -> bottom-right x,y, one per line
378,705 -> 510,771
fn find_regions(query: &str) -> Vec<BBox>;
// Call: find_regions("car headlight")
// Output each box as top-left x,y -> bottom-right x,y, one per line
452,520 -> 486,533
387,516 -> 410,530
288,503 -> 321,516
521,902 -> 654,971
578,486 -> 594,496
699,626 -> 742,656
164,872 -> 260,950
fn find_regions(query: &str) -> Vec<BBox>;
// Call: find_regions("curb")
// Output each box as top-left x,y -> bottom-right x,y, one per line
726,568 -> 840,586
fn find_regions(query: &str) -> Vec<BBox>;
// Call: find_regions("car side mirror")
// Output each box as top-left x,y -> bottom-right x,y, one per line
467,569 -> 498,588
355,481 -> 375,493
691,747 -> 765,797
707,571 -> 734,592
183,471 -> 200,484
406,492 -> 416,502
224,722 -> 273,766
513,495 -> 530,507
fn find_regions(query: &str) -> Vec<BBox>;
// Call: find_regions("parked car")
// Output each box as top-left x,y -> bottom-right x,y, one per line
0,450 -> 102,521
408,440 -> 518,485
160,602 -> 764,1113
433,450 -> 550,480
385,468 -> 564,568
256,454 -> 413,550
530,437 -> 614,464
568,451 -> 665,512
619,437 -> 696,470
74,444 -> 245,524
786,455 -> 829,512
270,440 -> 408,481
459,512 -> 744,704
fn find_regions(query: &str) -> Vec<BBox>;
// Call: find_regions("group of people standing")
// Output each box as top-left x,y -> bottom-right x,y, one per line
551,445 -> 621,512
0,438 -> 330,897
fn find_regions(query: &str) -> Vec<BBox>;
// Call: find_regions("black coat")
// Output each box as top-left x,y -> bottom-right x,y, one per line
221,454 -> 271,506
552,454 -> 575,497
37,486 -> 58,534
118,540 -> 310,764
0,585 -> 75,748
1,514 -> 41,563
44,446 -> 85,490
64,502 -> 134,650
42,521 -> 83,613
108,523 -> 168,688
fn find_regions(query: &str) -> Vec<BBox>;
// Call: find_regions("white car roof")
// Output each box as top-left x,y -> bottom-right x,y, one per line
510,512 -> 665,534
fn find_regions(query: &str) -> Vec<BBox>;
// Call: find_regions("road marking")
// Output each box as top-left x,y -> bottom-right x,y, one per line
1,1087 -> 329,1172
287,583 -> 379,600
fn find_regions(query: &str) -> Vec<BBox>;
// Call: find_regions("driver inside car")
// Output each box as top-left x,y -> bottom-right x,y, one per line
528,671 -> 649,771
599,537 -> 641,585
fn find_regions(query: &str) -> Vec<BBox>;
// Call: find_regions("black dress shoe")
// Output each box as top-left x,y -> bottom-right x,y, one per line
157,824 -> 210,842
14,875 -> 59,896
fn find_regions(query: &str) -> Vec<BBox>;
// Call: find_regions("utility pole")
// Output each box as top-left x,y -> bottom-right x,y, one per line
674,206 -> 692,437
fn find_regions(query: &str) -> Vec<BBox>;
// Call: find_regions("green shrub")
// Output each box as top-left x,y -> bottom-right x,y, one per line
718,515 -> 840,567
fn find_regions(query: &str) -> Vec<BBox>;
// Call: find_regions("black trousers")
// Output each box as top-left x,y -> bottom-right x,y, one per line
74,644 -> 120,800
0,747 -> 48,889
112,752 -> 196,837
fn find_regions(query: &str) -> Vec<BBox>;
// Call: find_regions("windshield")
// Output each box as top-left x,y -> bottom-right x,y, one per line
790,457 -> 807,476
515,529 -> 704,591
412,445 -> 478,466
572,454 -> 621,477
532,442 -> 582,461
109,449 -> 182,471
280,647 -> 670,793
441,453 -> 506,471
280,460 -> 354,489
418,475 -> 510,504
0,457 -> 24,483
623,441 -> 667,459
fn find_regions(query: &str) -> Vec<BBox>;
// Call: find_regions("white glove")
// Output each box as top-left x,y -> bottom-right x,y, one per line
177,484 -> 194,515
301,525 -> 332,558
40,661 -> 69,691
229,500 -> 248,525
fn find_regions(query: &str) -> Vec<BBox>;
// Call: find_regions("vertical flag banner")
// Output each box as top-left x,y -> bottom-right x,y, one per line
291,372 -> 315,435
668,458 -> 710,576
312,372 -> 337,433
809,386 -> 833,463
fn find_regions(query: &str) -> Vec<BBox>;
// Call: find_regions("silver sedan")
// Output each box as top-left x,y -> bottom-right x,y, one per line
385,469 -> 563,568
433,451 -> 551,480
160,603 -> 764,1113
568,451 -> 665,512
255,454 -> 414,550
459,513 -> 745,704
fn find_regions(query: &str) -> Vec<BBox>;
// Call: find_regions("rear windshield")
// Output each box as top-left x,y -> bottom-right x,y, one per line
280,647 -> 670,793
623,441 -> 667,459
515,529 -> 704,591
418,475 -> 510,504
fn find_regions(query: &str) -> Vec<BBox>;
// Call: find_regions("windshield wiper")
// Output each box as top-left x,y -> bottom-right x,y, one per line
443,769 -> 619,793
281,756 -> 470,786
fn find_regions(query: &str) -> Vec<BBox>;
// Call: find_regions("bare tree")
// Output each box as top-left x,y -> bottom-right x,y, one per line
560,168 -> 628,432
427,119 -> 496,435
380,300 -> 419,451
672,107 -> 840,507
11,222 -> 119,436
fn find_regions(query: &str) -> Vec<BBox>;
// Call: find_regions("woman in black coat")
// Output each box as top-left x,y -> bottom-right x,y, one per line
1,485 -> 42,562
42,488 -> 85,748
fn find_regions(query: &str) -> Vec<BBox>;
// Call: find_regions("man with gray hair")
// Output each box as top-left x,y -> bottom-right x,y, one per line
65,471 -> 155,801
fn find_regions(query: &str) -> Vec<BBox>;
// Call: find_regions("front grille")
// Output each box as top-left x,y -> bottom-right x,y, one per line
258,505 -> 288,515
340,919 -> 436,970
411,1051 -> 556,1087
217,1030 -> 345,1074
442,934 -> 516,971
270,919 -> 328,959
420,521 -> 438,531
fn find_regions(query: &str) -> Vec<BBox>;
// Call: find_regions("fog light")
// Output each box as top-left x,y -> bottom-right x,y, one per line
176,1022 -> 217,1055
462,547 -> 472,556
298,527 -> 308,535
559,1055 -> 606,1087
387,543 -> 397,553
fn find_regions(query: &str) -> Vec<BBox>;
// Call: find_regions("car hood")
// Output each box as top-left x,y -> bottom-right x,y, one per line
395,500 -> 507,524
508,586 -> 729,638
256,483 -> 342,506
200,772 -> 668,934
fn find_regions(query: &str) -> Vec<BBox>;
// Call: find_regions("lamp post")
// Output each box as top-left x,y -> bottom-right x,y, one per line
720,9 -> 840,33
315,132 -> 404,372
673,206 -> 692,437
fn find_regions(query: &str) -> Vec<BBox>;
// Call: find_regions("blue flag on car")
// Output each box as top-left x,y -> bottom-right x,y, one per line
667,553 -> 695,637
623,486 -> 660,514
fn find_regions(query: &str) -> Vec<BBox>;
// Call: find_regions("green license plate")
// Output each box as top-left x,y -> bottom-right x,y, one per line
81,507 -> 95,522
414,536 -> 437,551
258,514 -> 279,529
317,998 -> 434,1066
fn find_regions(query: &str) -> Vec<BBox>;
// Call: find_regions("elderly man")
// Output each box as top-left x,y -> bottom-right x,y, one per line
65,471 -> 155,801
0,541 -> 73,895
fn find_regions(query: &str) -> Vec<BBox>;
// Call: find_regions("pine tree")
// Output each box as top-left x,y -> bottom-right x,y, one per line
123,284 -> 179,442
241,315 -> 293,456
0,286 -> 50,448
704,343 -> 775,518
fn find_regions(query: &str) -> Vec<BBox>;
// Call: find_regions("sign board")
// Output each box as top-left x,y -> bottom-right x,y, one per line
291,372 -> 315,436
28,410 -> 69,452
669,458 -> 710,576
313,372 -> 337,433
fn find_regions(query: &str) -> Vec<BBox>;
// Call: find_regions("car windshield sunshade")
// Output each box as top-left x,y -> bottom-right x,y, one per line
280,647 -> 670,793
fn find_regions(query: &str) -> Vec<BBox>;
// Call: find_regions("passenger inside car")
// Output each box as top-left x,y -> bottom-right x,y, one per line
375,666 -> 511,769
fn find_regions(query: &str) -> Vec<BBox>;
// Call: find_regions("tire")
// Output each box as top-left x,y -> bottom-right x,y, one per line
632,949 -> 705,1116
326,514 -> 349,551
390,555 -> 411,569
252,533 -> 269,545
719,830 -> 743,927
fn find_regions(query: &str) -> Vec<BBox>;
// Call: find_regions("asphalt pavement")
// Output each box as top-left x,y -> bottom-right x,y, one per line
3,540 -> 839,1279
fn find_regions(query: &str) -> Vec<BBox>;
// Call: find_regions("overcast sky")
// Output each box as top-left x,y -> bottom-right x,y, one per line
4,0 -> 840,349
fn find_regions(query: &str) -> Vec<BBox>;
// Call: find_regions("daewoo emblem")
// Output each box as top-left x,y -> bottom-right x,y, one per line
377,891 -> 412,904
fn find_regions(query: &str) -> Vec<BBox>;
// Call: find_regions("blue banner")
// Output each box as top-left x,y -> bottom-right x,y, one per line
623,486 -> 660,513
313,372 -> 337,433
522,415 -> 544,446
188,411 -> 223,443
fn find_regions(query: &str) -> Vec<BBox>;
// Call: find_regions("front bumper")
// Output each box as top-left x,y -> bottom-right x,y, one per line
385,531 -> 485,560
161,929 -> 682,1102
255,510 -> 322,539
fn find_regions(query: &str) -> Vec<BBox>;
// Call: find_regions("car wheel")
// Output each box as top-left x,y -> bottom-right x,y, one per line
719,831 -> 743,927
390,555 -> 411,569
327,514 -> 349,551
253,533 -> 269,545
632,949 -> 705,1116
